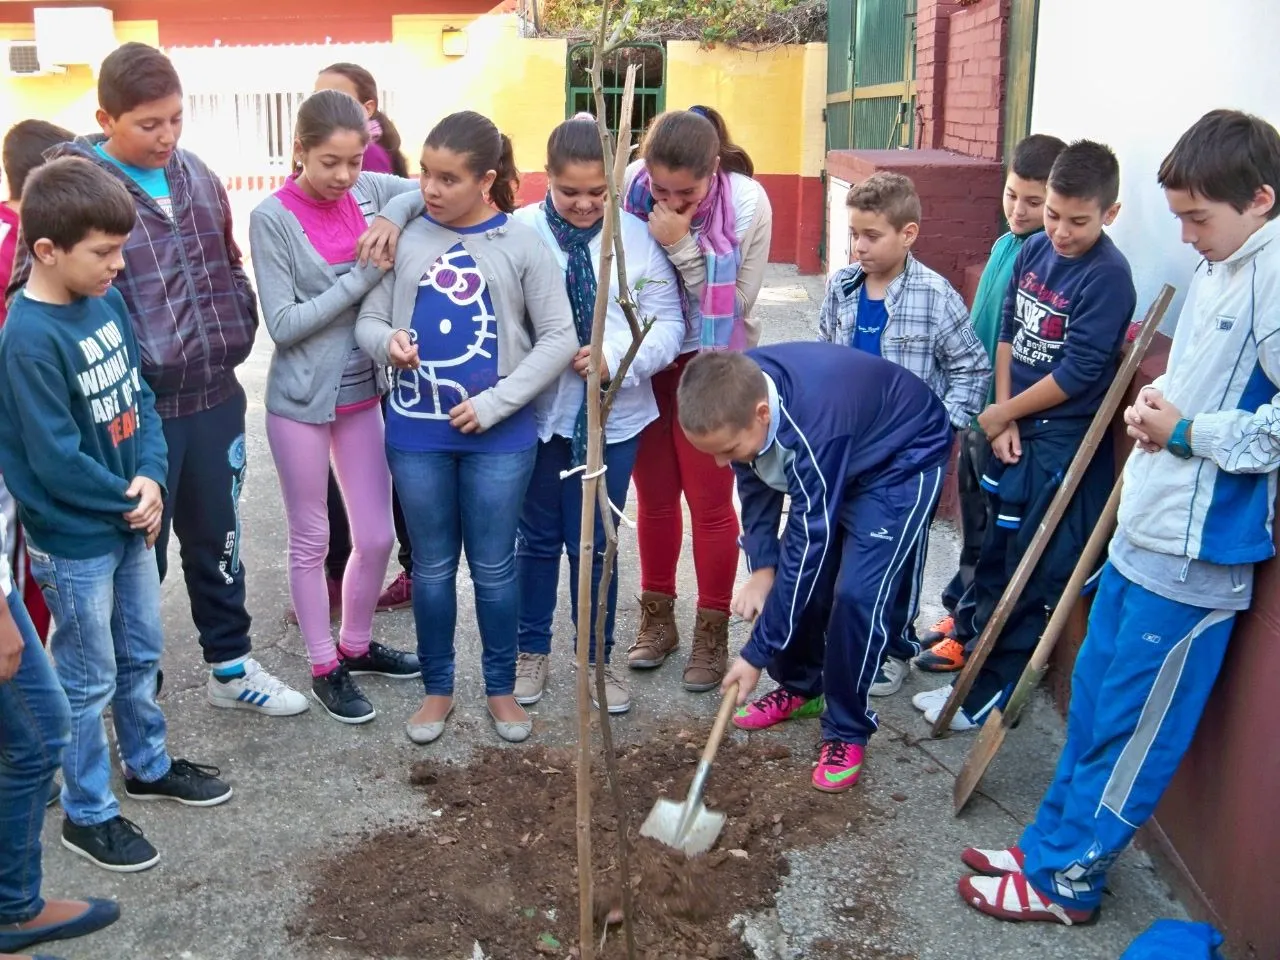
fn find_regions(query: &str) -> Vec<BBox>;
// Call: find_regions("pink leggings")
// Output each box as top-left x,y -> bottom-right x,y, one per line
266,405 -> 394,669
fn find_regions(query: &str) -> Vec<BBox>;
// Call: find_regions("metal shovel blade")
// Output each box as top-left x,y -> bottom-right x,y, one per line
639,795 -> 726,858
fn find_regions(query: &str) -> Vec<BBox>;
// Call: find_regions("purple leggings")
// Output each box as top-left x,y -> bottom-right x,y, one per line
266,405 -> 394,669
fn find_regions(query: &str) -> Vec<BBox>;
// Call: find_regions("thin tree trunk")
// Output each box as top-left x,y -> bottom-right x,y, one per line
590,57 -> 641,960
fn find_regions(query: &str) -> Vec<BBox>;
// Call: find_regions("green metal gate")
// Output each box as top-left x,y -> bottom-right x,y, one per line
826,0 -> 917,151
566,42 -> 665,143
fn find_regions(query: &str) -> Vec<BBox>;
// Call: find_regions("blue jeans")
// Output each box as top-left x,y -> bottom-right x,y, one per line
27,537 -> 171,826
516,434 -> 639,662
387,445 -> 537,697
0,588 -> 70,924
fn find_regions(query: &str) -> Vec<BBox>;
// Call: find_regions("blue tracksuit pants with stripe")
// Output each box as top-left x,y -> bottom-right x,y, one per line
767,465 -> 942,744
1020,564 -> 1234,911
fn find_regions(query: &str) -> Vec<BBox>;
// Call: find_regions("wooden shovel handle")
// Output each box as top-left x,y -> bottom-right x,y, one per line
702,682 -> 740,768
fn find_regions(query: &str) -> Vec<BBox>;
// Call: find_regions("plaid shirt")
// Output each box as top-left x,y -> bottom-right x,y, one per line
7,137 -> 258,419
818,255 -> 990,428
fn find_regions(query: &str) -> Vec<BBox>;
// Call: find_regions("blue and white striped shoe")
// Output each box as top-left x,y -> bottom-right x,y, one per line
206,658 -> 309,716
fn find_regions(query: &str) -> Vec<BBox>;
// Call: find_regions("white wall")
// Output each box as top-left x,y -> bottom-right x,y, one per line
1031,0 -> 1280,325
827,176 -> 852,278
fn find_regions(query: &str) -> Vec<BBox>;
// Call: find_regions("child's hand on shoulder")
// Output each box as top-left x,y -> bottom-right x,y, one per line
991,423 -> 1022,465
356,217 -> 402,270
732,567 -> 775,622
124,476 -> 164,536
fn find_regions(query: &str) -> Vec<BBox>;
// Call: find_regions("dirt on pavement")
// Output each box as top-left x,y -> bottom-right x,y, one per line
291,726 -> 914,959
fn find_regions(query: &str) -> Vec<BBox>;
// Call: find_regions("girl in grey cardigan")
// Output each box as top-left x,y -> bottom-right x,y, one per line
354,111 -> 576,746
249,90 -> 421,725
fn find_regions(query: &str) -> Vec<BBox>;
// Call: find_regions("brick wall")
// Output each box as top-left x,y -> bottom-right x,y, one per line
826,148 -> 1003,293
914,0 -> 1007,159
941,0 -> 1008,160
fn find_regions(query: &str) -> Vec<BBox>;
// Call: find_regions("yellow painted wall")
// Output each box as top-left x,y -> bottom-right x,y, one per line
392,13 -> 566,172
1,11 -> 823,183
0,21 -> 160,142
666,41 -> 825,177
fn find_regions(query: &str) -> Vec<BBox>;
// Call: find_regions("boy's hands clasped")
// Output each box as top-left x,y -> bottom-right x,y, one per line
124,475 -> 163,548
1125,386 -> 1183,453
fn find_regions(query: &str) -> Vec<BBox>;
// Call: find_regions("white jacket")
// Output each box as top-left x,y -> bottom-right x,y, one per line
1118,217 -> 1280,565
514,204 -> 685,444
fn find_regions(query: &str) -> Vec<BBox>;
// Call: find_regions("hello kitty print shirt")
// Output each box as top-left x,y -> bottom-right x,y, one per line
384,212 -> 538,453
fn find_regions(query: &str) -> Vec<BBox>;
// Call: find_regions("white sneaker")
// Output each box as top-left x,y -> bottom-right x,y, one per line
869,656 -> 908,697
206,659 -> 309,716
924,702 -> 979,731
911,684 -> 953,713
514,652 -> 549,705
589,663 -> 631,715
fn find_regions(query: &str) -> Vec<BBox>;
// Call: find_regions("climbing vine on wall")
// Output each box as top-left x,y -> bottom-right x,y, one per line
535,0 -> 827,47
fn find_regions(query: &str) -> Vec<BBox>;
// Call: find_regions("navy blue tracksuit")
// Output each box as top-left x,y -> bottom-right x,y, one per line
735,343 -> 952,744
955,416 -> 1114,717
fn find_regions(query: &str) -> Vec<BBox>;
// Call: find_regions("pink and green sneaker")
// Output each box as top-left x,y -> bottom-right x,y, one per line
732,687 -> 824,731
812,739 -> 864,792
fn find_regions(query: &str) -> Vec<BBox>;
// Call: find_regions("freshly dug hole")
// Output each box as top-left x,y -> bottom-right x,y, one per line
290,729 -> 899,959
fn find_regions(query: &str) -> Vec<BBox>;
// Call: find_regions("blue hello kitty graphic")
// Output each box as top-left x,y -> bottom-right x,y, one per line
385,235 -> 536,453
391,247 -> 499,420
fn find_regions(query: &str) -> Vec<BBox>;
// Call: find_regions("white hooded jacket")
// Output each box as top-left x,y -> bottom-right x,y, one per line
1117,217 -> 1280,565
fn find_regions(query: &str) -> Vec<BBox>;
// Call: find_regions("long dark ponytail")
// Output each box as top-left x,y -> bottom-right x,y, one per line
641,105 -> 754,179
426,110 -> 520,214
318,61 -> 408,178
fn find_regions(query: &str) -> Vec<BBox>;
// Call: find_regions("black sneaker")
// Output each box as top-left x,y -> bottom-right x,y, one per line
312,663 -> 376,724
124,759 -> 234,807
340,641 -> 421,679
62,815 -> 160,873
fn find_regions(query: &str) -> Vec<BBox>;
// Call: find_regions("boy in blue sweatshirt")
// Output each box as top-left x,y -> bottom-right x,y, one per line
958,109 -> 1280,925
677,344 -> 953,791
0,157 -> 232,874
917,141 -> 1137,732
818,172 -> 991,696
915,133 -> 1066,674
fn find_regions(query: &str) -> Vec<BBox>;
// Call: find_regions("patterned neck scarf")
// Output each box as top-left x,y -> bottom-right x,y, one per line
543,193 -> 604,465
623,165 -> 745,351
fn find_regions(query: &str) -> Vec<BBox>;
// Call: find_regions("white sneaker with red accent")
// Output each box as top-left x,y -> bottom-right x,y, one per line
960,845 -> 1025,876
957,872 -> 1096,925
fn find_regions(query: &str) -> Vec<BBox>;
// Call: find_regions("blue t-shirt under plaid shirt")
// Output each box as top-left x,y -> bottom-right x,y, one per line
852,285 -> 888,356
384,212 -> 537,453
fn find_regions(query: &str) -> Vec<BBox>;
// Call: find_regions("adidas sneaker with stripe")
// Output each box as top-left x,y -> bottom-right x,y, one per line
206,658 -> 309,716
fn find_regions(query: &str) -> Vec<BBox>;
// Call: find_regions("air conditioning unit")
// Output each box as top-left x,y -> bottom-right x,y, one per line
4,40 -> 65,77
34,6 -> 115,70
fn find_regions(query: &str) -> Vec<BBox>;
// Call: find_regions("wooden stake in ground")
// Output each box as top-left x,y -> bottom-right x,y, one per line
929,283 -> 1175,737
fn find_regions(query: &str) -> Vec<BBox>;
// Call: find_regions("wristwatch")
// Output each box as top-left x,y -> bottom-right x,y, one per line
1167,418 -> 1194,459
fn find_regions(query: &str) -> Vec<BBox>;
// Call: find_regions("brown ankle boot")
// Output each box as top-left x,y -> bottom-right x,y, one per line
683,608 -> 729,692
627,591 -> 680,669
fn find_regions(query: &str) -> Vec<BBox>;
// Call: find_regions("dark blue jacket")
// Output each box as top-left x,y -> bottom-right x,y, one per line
1001,231 -> 1136,421
735,342 -> 952,667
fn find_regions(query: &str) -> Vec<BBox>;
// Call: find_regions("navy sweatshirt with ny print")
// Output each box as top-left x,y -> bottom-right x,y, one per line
735,343 -> 953,668
1001,231 -> 1136,421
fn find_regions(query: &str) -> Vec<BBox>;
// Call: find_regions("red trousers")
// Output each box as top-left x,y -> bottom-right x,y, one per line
633,352 -> 739,613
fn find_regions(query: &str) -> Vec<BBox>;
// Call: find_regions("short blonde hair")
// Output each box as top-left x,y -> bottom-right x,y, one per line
846,172 -> 921,230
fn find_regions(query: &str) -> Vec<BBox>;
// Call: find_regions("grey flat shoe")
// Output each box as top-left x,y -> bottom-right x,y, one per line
405,702 -> 454,744
487,704 -> 532,743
